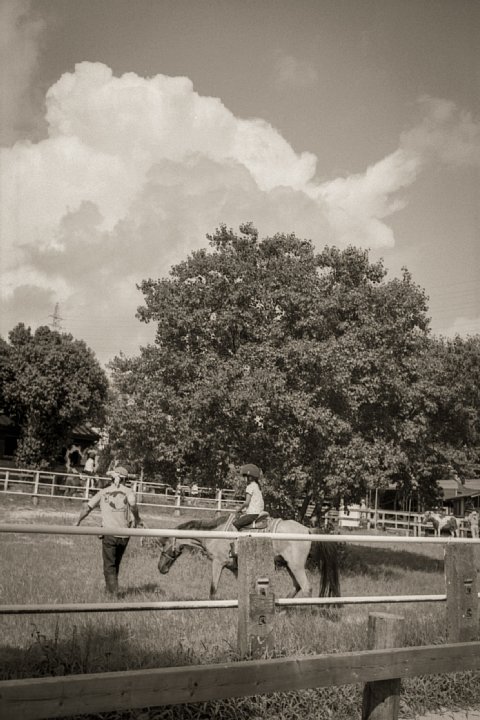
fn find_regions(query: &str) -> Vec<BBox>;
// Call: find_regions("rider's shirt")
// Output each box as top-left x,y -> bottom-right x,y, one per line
88,483 -> 136,537
245,481 -> 264,514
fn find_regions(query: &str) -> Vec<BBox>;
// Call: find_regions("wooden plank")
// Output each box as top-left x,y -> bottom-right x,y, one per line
445,543 -> 479,641
362,612 -> 405,720
2,641 -> 480,720
237,536 -> 276,656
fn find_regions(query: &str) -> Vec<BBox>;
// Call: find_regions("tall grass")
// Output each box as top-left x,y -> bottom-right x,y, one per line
1,497 -> 479,719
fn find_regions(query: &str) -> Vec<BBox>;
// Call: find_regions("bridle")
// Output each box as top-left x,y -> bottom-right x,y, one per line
159,537 -> 182,563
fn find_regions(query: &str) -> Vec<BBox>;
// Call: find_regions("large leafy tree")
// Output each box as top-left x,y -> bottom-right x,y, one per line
107,224 -> 477,514
420,335 -> 480,483
0,324 -> 109,467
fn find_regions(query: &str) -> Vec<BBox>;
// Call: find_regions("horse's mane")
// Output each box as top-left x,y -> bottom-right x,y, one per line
176,515 -> 230,531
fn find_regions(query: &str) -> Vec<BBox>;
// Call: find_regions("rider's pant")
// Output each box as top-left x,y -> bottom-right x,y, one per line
233,513 -> 259,530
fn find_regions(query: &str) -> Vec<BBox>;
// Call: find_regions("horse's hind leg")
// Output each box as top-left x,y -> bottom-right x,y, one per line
285,564 -> 311,598
209,559 -> 224,599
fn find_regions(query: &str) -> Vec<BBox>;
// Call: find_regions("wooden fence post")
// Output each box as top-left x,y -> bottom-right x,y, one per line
237,536 -> 276,658
32,471 -> 40,506
4,470 -> 9,492
445,543 -> 479,642
362,612 -> 405,720
215,489 -> 222,516
174,493 -> 181,517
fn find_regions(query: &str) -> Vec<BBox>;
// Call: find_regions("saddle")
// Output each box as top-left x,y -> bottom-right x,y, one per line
230,512 -> 282,534
228,513 -> 281,564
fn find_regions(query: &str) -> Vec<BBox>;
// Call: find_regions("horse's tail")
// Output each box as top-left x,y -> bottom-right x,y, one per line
310,530 -> 340,598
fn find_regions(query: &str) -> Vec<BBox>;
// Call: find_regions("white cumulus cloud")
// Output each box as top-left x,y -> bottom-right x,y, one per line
1,60 -> 479,362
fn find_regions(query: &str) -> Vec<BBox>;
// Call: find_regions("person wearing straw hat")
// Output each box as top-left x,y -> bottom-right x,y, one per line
75,466 -> 143,596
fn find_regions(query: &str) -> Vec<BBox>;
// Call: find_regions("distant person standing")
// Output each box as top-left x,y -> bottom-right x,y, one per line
467,507 -> 479,538
83,451 -> 96,475
75,466 -> 142,596
190,482 -> 199,503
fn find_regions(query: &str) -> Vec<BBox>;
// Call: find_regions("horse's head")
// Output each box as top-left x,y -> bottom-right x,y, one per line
157,536 -> 183,574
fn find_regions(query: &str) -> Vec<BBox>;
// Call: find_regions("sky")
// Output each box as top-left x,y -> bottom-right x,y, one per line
1,0 -> 479,366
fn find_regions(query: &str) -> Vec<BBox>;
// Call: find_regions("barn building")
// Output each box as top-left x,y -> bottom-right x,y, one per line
0,413 -> 100,470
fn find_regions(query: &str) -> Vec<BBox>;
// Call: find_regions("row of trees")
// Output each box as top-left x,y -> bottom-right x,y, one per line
1,224 -> 479,514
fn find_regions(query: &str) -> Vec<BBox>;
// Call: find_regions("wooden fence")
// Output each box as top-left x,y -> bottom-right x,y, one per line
0,466 -> 473,535
0,466 -> 240,514
1,524 -> 480,719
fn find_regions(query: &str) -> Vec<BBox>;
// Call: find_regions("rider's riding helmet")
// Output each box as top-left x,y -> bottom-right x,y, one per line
239,463 -> 262,479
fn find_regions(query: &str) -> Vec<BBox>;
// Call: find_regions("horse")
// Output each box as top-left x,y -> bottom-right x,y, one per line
423,511 -> 458,537
156,514 -> 340,599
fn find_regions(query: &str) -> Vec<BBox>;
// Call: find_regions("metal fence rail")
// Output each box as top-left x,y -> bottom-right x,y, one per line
1,522 -> 479,542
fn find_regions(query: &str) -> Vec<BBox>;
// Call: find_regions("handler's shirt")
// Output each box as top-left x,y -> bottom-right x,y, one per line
88,483 -> 136,537
245,481 -> 264,514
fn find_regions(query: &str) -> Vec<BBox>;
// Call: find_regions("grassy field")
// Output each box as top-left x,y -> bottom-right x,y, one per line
1,494 -> 479,720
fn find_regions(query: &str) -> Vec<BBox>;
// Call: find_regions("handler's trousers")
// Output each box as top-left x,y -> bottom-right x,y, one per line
102,536 -> 129,594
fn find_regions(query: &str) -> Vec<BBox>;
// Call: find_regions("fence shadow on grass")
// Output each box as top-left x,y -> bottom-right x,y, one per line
0,619 -> 210,682
340,544 -> 443,578
119,582 -> 165,597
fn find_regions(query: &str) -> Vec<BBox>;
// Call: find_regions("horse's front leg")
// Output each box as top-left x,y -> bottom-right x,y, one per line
209,559 -> 224,599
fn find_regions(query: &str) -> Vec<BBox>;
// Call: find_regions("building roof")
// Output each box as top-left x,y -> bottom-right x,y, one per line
71,424 -> 100,441
440,478 -> 480,503
444,488 -> 480,505
0,414 -> 15,428
0,414 -> 99,442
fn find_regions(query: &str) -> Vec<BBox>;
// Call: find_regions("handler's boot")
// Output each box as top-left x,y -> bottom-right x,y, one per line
105,574 -> 119,597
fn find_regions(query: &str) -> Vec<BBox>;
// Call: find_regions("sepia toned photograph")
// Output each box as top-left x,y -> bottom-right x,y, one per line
1,1 -> 479,719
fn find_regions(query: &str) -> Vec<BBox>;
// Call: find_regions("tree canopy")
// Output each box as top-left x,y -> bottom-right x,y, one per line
107,224 -> 480,513
0,324 -> 109,467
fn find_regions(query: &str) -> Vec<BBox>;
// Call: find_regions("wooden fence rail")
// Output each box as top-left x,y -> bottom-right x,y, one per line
0,466 -> 240,513
2,465 -> 475,533
1,641 -> 480,720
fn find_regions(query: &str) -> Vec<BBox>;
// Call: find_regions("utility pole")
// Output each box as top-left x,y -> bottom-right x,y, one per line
49,303 -> 64,331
